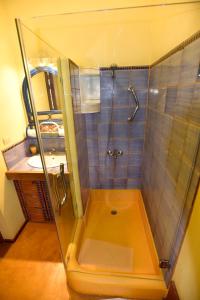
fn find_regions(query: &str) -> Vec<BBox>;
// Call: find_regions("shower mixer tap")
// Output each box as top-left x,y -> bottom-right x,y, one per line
107,149 -> 123,159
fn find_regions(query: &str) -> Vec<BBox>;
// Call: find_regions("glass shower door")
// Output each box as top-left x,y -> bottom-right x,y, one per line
16,19 -> 82,264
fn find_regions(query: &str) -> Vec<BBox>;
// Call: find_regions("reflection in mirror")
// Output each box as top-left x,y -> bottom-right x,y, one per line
31,70 -> 60,111
22,66 -> 61,123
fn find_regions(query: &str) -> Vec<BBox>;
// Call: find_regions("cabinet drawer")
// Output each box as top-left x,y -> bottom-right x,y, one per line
14,180 -> 54,223
27,207 -> 46,222
19,181 -> 42,209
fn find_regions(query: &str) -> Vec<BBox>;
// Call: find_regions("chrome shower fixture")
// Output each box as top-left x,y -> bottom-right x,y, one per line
110,64 -> 118,78
128,86 -> 139,122
107,149 -> 123,159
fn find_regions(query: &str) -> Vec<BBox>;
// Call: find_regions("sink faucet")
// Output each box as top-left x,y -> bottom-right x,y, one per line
49,148 -> 56,156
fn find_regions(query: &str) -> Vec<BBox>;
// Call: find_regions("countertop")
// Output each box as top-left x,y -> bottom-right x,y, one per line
6,156 -> 69,181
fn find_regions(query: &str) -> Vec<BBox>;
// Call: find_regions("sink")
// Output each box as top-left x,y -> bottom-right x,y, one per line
27,154 -> 66,169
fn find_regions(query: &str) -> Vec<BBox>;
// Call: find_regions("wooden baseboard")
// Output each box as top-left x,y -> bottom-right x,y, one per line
3,220 -> 27,243
165,281 -> 180,300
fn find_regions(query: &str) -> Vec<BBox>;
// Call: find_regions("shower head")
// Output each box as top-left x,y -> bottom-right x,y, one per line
110,64 -> 118,78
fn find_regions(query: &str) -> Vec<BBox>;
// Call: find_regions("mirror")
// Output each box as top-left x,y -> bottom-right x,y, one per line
22,66 -> 61,123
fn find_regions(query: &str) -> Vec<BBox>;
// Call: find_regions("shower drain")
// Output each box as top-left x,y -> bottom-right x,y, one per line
111,209 -> 118,215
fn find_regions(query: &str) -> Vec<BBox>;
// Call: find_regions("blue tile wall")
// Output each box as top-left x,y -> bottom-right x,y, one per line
85,68 -> 148,189
2,137 -> 66,170
3,139 -> 28,169
142,36 -> 200,282
26,137 -> 65,153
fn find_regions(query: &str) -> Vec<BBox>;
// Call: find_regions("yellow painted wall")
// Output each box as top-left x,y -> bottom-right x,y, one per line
5,0 -> 200,66
150,4 -> 200,62
0,2 -> 26,239
173,185 -> 200,300
37,3 -> 200,66
31,9 -> 152,67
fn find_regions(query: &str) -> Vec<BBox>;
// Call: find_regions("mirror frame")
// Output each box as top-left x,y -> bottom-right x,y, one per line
22,66 -> 61,123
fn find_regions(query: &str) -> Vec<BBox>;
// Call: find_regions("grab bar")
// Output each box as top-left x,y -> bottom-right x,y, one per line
127,86 -> 139,122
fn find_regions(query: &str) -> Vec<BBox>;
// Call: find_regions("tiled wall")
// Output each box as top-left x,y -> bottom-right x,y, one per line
69,60 -> 90,210
26,137 -> 65,153
3,139 -> 29,169
142,37 -> 200,281
85,68 -> 148,189
3,137 -> 65,169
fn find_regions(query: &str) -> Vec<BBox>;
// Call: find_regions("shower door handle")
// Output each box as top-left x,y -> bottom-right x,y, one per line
52,173 -> 60,214
128,86 -> 139,122
59,163 -> 67,207
53,163 -> 68,215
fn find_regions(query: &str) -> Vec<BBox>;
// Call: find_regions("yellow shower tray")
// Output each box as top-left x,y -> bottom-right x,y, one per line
66,189 -> 167,300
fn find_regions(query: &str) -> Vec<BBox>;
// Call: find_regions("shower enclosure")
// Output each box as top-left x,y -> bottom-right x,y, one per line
16,1 -> 200,298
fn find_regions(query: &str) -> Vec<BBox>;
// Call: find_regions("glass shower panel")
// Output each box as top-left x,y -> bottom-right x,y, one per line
143,35 -> 200,281
16,19 -> 79,262
58,58 -> 90,215
20,1 -> 200,283
68,60 -> 90,211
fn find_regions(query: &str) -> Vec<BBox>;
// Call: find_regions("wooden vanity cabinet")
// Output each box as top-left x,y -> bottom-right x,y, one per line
14,180 -> 54,223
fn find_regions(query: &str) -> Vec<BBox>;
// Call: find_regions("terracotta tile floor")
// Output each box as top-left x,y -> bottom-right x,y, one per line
0,222 -> 69,300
